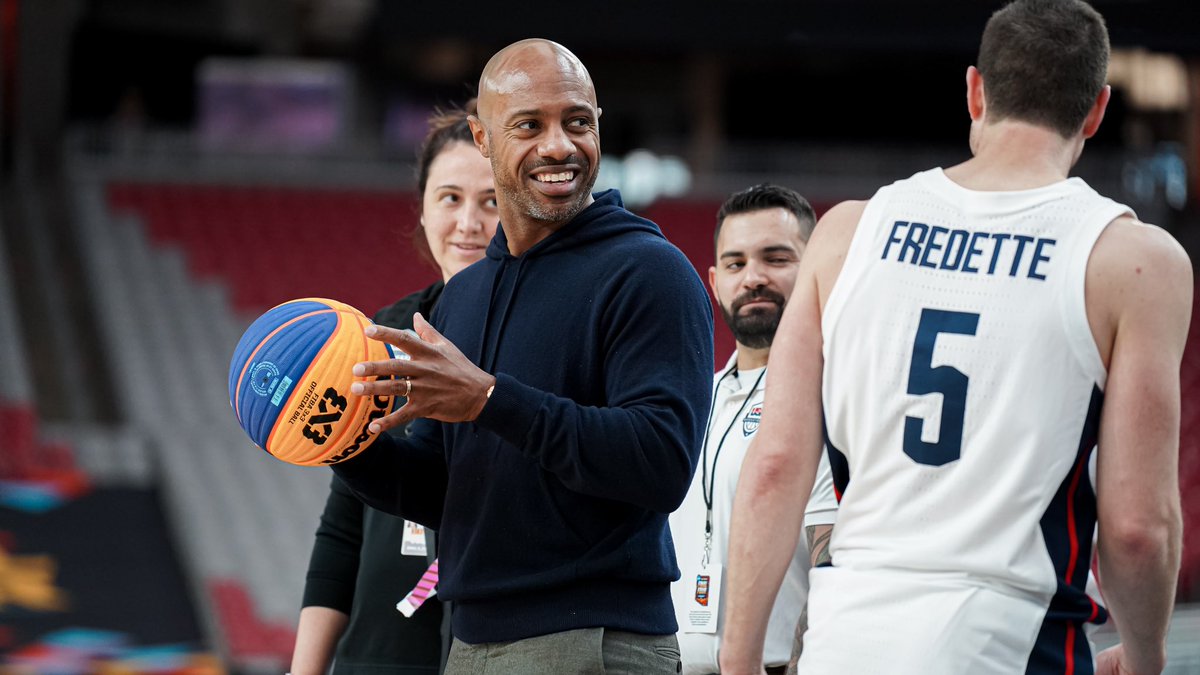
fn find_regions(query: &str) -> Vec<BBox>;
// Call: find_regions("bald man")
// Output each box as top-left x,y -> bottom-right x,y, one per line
331,39 -> 713,674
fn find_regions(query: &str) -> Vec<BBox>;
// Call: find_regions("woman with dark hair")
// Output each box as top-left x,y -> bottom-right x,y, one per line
290,100 -> 497,675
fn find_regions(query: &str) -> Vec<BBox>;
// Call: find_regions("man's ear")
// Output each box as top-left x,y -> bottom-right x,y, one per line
468,115 -> 489,158
966,66 -> 986,122
1081,85 -> 1111,139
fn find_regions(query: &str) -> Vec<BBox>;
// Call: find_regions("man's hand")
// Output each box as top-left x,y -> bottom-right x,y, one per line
349,313 -> 495,433
1095,643 -> 1166,675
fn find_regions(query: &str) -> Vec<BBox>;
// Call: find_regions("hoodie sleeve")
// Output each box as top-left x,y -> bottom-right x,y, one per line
329,420 -> 448,528
475,242 -> 714,513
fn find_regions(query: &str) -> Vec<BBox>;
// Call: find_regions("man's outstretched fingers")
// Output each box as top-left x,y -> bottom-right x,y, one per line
363,324 -> 436,356
412,313 -> 447,345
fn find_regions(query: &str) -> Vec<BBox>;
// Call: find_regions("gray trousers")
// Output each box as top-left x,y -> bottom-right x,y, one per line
445,628 -> 681,674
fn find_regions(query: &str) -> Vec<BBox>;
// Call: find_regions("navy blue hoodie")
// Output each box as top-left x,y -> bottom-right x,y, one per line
333,189 -> 714,644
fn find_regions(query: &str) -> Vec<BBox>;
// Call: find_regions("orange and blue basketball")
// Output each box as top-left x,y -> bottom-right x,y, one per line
228,298 -> 403,466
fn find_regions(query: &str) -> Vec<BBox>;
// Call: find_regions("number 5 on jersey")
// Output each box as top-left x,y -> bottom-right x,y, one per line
904,308 -> 980,466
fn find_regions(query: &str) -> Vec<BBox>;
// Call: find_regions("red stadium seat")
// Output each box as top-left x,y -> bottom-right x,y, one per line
107,182 -> 433,316
0,405 -> 85,493
209,578 -> 295,663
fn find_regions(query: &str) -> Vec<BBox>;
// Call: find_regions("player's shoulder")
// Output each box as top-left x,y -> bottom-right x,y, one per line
1091,215 -> 1192,287
809,200 -> 869,261
1089,216 -> 1193,327
816,199 -> 869,230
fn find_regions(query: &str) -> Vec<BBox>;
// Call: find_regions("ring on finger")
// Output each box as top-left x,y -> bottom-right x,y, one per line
401,376 -> 412,398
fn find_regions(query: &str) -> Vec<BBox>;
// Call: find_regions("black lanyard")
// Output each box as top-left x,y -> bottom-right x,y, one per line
699,366 -> 766,564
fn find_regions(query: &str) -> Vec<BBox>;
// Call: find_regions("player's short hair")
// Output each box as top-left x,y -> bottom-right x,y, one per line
714,183 -> 816,254
977,0 -> 1110,138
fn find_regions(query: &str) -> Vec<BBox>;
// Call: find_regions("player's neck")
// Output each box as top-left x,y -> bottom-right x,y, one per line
499,195 -> 595,257
949,120 -> 1084,191
735,345 -> 770,372
501,220 -> 563,257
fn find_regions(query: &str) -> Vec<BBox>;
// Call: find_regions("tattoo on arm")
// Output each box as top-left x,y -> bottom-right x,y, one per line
788,603 -> 807,672
806,524 -> 833,568
791,524 -> 834,667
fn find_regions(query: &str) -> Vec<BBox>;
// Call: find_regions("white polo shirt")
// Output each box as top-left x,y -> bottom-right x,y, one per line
670,353 -> 839,674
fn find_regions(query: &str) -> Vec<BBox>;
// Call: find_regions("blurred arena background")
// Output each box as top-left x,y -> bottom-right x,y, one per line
0,0 -> 1198,673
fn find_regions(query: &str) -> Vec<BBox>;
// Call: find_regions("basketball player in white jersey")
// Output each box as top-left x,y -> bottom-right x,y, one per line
719,2 -> 1190,674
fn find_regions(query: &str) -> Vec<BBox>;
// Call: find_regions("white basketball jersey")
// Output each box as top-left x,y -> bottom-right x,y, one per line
820,169 -> 1130,633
